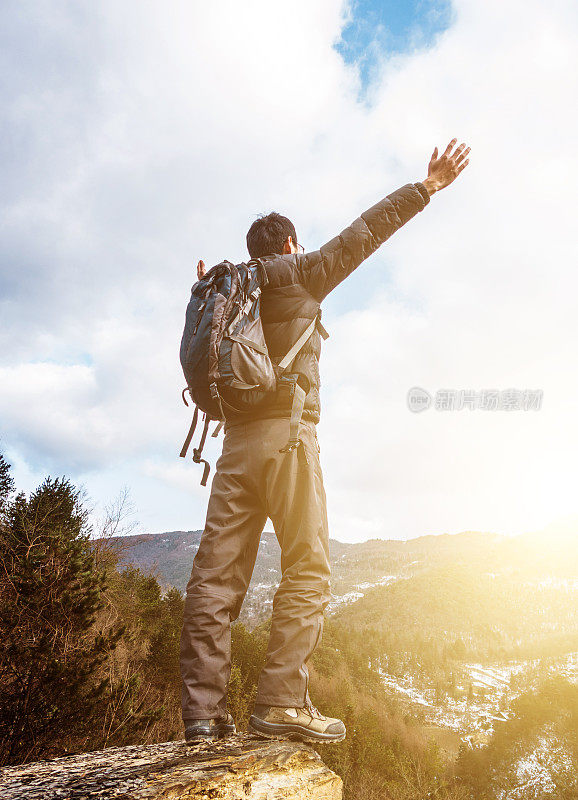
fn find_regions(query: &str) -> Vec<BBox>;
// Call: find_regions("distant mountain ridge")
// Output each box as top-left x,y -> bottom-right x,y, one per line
98,526 -> 578,629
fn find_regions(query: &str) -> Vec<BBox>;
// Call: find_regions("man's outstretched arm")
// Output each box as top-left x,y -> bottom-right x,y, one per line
296,138 -> 470,302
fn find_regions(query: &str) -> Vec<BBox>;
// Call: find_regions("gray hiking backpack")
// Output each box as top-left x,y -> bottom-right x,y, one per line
179,257 -> 328,485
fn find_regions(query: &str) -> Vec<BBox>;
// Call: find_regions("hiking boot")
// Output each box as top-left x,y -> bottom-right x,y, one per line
184,712 -> 236,743
248,699 -> 346,743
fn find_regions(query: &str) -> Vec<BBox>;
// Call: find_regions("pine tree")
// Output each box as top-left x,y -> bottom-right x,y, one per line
146,586 -> 185,689
0,473 -> 123,765
0,452 -> 15,518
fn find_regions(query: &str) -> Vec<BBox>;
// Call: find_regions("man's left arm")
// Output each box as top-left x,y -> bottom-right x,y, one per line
295,182 -> 431,303
296,137 -> 470,301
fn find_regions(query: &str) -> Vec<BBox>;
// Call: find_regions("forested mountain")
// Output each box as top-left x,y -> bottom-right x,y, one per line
102,523 -> 578,797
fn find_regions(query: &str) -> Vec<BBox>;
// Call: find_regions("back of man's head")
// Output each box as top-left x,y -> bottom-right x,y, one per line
246,212 -> 298,259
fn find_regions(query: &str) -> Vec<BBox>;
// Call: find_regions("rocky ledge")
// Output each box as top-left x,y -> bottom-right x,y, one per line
0,733 -> 342,799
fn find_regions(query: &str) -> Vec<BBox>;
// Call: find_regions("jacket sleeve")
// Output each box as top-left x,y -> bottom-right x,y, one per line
295,182 -> 430,302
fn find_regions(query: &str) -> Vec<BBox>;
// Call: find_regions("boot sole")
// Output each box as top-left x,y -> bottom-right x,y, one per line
248,716 -> 346,744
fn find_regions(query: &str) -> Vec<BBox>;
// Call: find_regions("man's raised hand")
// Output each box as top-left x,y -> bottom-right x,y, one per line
422,138 -> 470,195
197,259 -> 206,280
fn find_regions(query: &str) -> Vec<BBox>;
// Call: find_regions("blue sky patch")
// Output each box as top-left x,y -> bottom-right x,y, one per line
335,0 -> 454,95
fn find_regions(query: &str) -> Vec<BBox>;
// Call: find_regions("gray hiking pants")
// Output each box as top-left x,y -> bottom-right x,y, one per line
180,416 -> 332,721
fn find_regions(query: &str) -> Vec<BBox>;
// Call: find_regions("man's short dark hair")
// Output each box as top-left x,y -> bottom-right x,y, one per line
246,212 -> 298,259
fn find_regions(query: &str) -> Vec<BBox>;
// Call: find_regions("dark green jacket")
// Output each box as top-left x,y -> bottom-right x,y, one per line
227,181 -> 430,425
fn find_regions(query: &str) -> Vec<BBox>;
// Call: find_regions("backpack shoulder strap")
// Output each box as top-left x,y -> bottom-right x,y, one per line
247,257 -> 269,287
277,310 -> 329,371
276,311 -> 330,454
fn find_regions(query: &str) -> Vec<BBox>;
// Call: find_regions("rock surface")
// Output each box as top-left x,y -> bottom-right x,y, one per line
0,733 -> 342,799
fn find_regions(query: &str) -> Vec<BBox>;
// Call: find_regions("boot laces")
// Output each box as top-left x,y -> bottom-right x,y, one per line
304,697 -> 325,720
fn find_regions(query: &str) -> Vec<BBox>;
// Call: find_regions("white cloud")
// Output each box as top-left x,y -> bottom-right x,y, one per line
1,0 -> 577,540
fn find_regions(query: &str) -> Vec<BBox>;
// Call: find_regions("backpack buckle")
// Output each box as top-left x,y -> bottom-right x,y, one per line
279,438 -> 301,454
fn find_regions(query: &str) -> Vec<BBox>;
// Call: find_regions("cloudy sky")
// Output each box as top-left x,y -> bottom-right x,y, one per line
1,0 -> 577,542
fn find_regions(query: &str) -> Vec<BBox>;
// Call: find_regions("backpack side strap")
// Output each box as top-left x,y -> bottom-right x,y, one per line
179,402 -> 219,486
192,415 -> 212,486
179,405 -> 199,458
